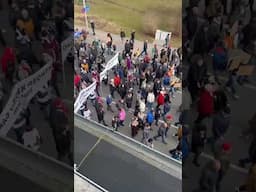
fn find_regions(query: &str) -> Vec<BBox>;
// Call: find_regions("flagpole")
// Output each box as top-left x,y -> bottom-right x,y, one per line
83,0 -> 89,32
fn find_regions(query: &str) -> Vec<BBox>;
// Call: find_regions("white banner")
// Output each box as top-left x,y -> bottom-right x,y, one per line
155,30 -> 172,41
74,82 -> 96,113
0,56 -> 53,136
74,53 -> 119,113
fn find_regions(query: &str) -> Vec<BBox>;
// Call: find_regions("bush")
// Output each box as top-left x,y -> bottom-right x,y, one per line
142,12 -> 159,37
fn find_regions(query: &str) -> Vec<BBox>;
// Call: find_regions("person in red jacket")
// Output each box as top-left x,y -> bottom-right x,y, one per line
196,83 -> 214,124
157,91 -> 165,108
114,73 -> 121,88
1,47 -> 15,83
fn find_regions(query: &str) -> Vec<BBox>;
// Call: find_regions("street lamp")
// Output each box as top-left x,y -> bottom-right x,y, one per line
82,0 -> 89,32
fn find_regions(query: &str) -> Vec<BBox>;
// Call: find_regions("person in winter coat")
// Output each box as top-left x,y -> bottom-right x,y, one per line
153,79 -> 162,97
139,98 -> 146,113
214,142 -> 232,192
120,29 -> 125,43
106,94 -> 114,112
191,123 -> 207,167
197,159 -> 221,192
155,106 -> 162,126
239,137 -> 256,168
153,122 -> 168,144
1,47 -> 15,83
212,41 -> 228,74
119,83 -> 127,104
112,115 -> 119,131
211,106 -> 231,150
16,9 -> 35,39
146,109 -> 154,126
142,123 -> 151,144
163,102 -> 171,116
18,59 -> 32,81
187,55 -> 207,101
37,84 -> 51,119
176,80 -> 192,126
97,105 -> 107,126
146,90 -> 155,110
125,91 -> 133,110
118,107 -> 126,126
130,116 -> 139,137
157,91 -> 165,108
109,78 -> 116,98
196,82 -> 214,124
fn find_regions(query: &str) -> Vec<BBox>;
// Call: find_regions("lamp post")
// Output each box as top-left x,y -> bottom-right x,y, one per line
83,0 -> 89,32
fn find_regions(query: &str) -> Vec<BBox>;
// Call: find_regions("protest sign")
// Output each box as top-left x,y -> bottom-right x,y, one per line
155,30 -> 172,41
0,57 -> 53,136
228,57 -> 241,71
237,65 -> 255,76
74,82 -> 96,113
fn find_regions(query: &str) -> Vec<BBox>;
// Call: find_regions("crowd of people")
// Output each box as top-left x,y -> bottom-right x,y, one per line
74,26 -> 183,158
0,0 -> 73,165
183,0 -> 256,191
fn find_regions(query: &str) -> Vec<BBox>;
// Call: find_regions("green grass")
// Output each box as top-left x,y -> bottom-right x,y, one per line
75,0 -> 181,47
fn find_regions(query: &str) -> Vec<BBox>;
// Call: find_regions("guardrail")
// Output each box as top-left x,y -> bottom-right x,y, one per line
74,169 -> 109,192
0,135 -> 73,192
74,113 -> 182,170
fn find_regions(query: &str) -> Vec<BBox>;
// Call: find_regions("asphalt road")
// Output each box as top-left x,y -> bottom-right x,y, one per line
75,126 -> 182,192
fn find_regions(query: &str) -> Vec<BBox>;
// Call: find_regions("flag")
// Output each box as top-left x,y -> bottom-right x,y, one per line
81,5 -> 90,13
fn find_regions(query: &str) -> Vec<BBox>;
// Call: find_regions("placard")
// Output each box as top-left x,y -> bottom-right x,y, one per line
237,65 -> 255,76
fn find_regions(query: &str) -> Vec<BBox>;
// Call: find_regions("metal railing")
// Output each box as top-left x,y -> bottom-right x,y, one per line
75,113 -> 182,169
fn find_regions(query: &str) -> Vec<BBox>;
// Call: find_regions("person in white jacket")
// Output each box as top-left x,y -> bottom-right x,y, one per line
146,90 -> 155,110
